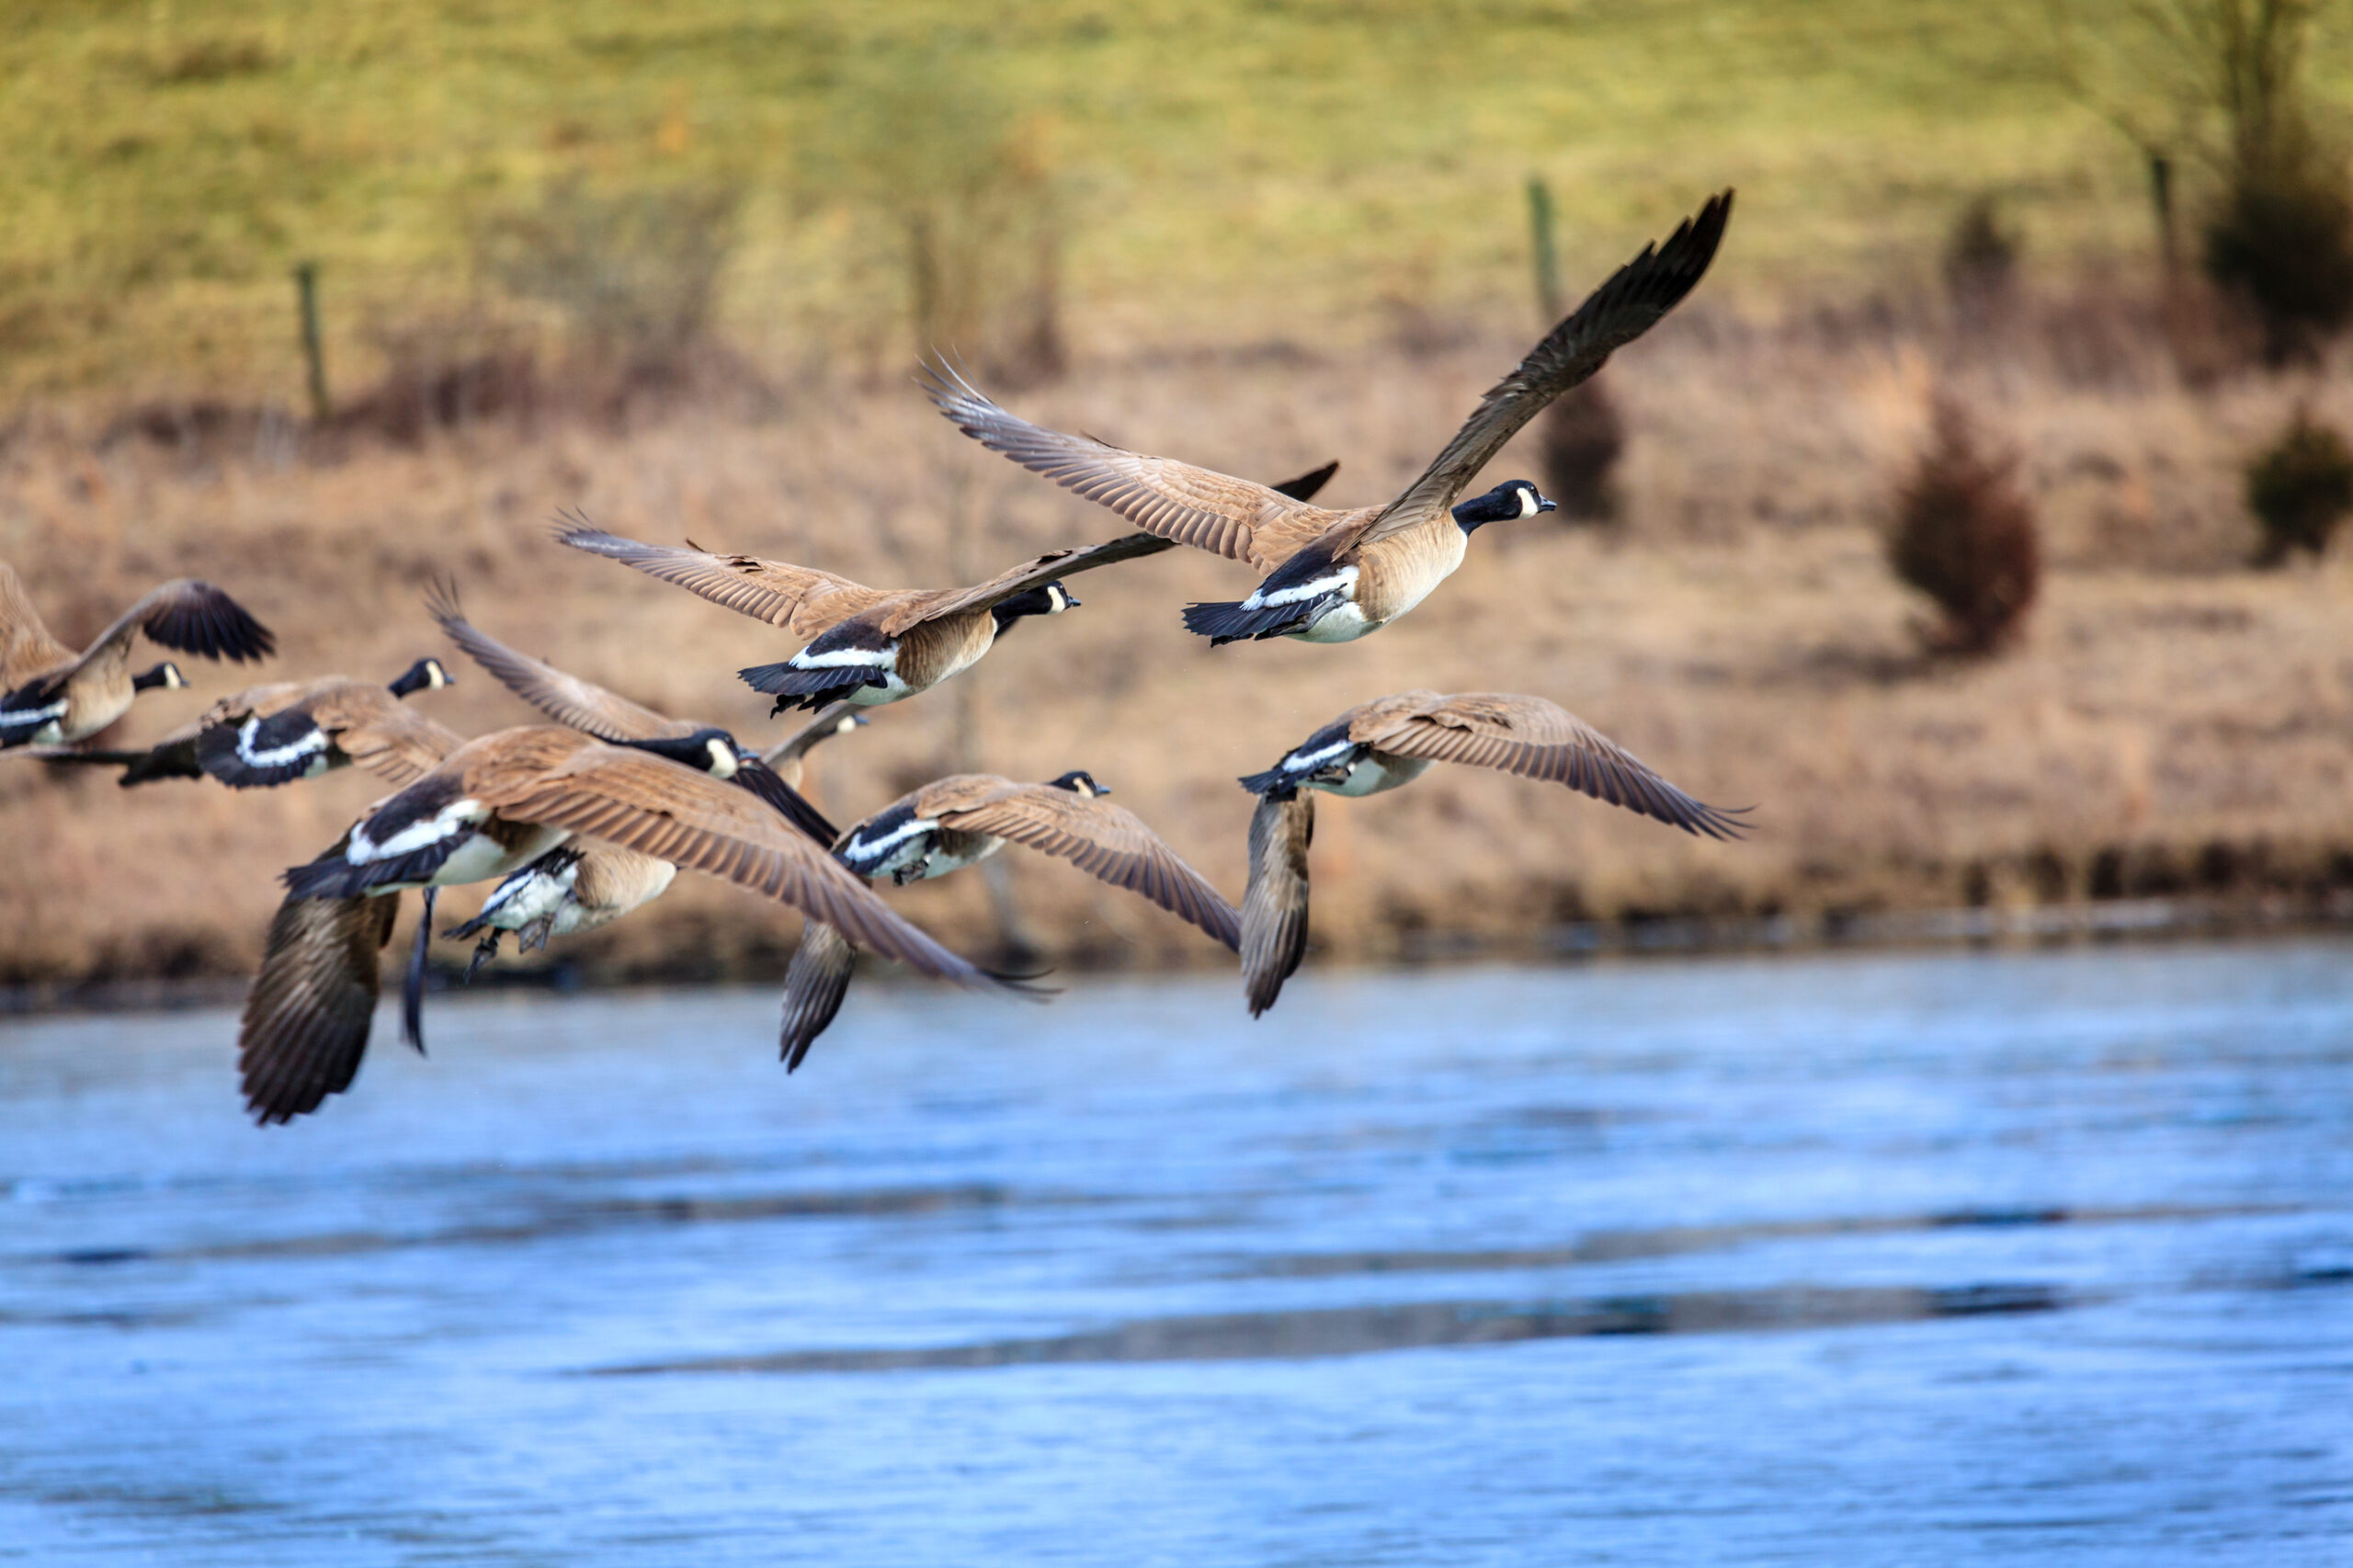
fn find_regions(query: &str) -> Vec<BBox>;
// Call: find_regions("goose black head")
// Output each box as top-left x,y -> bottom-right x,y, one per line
1451,480 -> 1556,531
626,726 -> 741,779
1049,768 -> 1108,798
992,581 -> 1079,632
131,661 -> 187,693
388,657 -> 453,699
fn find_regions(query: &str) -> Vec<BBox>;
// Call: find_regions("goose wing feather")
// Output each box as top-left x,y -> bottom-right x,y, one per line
922,363 -> 1347,572
483,744 -> 995,984
430,592 -> 692,743
553,518 -> 892,640
1353,692 -> 1747,839
237,892 -> 400,1125
934,782 -> 1242,949
1242,791 -> 1313,1017
1356,191 -> 1733,548
883,532 -> 1176,631
0,563 -> 74,687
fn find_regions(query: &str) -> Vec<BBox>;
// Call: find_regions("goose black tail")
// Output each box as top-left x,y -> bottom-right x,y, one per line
283,840 -> 458,901
1180,597 -> 1323,647
1236,768 -> 1301,798
741,662 -> 886,713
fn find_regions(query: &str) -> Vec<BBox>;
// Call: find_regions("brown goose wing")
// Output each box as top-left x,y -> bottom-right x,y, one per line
238,892 -> 401,1125
1242,792 -> 1313,1017
1355,692 -> 1747,840
0,563 -> 74,688
304,686 -> 466,787
934,784 -> 1242,949
429,592 -> 692,743
1356,192 -> 1733,549
883,533 -> 1177,631
778,920 -> 858,1073
483,745 -> 997,984
69,578 -> 276,679
553,518 -> 892,641
923,363 -> 1347,571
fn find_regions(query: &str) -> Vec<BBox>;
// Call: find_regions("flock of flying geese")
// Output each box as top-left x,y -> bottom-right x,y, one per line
4,191 -> 1745,1125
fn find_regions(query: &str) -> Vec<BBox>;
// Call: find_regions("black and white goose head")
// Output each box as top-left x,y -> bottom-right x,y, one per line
990,581 -> 1079,635
620,725 -> 836,845
1048,768 -> 1109,798
131,661 -> 188,693
621,726 -> 743,780
388,657 -> 453,699
1451,480 -> 1556,532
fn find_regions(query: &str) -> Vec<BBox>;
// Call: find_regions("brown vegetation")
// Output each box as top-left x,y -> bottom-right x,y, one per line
4,277 -> 2352,996
1888,397 -> 2042,655
2245,406 -> 2353,563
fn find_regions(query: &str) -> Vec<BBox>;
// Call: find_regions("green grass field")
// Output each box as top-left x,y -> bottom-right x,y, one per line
1,0 -> 2336,400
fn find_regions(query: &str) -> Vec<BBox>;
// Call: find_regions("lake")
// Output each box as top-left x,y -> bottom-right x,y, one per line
4,939 -> 2349,1564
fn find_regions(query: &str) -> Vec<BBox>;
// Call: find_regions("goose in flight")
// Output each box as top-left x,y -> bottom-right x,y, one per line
45,658 -> 460,789
1,562 -> 274,748
242,724 -> 1005,1123
555,518 -> 1154,714
926,191 -> 1732,644
779,769 -> 1241,1072
425,592 -> 865,979
1236,691 -> 1746,1017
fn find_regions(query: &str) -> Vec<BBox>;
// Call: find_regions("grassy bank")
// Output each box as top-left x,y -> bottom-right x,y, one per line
4,0 -> 2279,401
4,289 -> 2349,992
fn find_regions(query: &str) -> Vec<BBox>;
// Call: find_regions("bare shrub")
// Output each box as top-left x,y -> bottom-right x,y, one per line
475,177 -> 741,378
1537,380 -> 1625,522
1888,397 -> 2041,655
332,318 -> 543,448
2245,407 -> 2353,563
2204,161 -> 2353,364
2049,0 -> 2353,367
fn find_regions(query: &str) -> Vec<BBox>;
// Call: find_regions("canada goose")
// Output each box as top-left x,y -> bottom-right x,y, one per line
425,593 -> 867,977
0,562 -> 275,747
54,658 -> 459,789
425,586 -> 835,838
555,516 -> 1147,713
243,724 -> 1005,1123
926,191 -> 1732,644
1236,691 -> 1747,1016
779,769 -> 1241,1070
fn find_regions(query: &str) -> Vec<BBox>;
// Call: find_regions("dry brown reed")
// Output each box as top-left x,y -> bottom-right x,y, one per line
4,277 -> 2350,994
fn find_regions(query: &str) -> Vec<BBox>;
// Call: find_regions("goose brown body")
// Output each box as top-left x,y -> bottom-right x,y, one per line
0,562 -> 275,746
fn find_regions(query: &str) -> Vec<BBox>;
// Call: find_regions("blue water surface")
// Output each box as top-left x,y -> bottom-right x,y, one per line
2,939 -> 2349,1564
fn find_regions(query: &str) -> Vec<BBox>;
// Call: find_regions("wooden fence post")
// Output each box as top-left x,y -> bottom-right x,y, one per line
293,262 -> 330,421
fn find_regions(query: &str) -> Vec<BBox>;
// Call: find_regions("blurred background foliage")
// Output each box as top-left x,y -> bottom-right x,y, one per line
12,0 -> 2348,403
